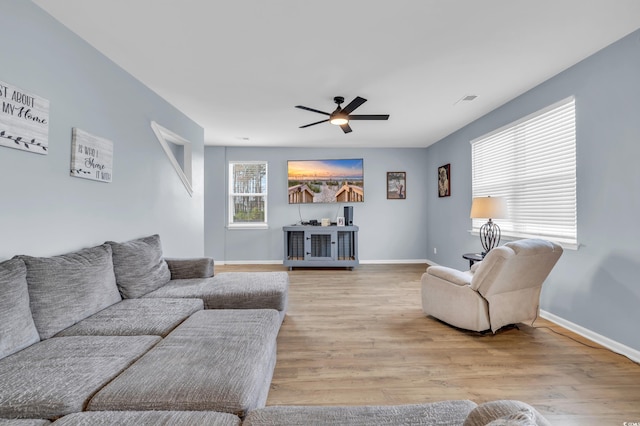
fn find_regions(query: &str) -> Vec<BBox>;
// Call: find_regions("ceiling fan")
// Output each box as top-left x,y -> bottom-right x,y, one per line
296,96 -> 389,134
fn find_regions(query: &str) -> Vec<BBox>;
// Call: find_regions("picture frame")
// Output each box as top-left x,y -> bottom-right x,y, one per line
387,172 -> 406,199
438,164 -> 450,197
287,158 -> 364,204
336,216 -> 345,227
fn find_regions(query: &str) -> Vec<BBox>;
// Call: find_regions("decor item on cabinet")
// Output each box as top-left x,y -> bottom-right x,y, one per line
438,164 -> 450,197
0,79 -> 49,155
387,171 -> 406,199
287,159 -> 364,204
470,196 -> 507,254
295,96 -> 389,134
70,128 -> 113,182
336,216 -> 345,226
343,206 -> 353,226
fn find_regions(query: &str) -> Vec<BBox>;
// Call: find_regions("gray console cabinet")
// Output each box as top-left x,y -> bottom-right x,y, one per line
283,225 -> 359,269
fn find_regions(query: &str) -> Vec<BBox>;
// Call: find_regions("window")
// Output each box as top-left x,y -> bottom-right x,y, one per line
471,97 -> 577,248
228,161 -> 268,228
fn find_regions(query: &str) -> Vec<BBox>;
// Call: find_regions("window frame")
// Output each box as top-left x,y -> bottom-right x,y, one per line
228,160 -> 268,230
470,96 -> 577,249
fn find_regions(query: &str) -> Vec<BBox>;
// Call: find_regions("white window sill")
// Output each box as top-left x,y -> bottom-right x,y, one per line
468,230 -> 579,251
227,223 -> 269,230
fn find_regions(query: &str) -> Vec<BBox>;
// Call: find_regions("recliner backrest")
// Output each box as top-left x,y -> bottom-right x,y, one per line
470,239 -> 563,298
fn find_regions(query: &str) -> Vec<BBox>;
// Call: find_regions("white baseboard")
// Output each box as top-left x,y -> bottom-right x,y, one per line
540,310 -> 640,363
359,259 -> 428,265
217,260 -> 282,266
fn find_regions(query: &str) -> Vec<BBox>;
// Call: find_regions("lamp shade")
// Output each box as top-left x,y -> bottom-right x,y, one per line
470,196 -> 507,219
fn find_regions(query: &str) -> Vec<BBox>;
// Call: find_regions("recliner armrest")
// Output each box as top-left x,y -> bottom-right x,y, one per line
164,257 -> 214,279
426,265 -> 473,286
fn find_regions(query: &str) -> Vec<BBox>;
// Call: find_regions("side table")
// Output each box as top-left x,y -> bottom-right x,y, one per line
462,253 -> 484,268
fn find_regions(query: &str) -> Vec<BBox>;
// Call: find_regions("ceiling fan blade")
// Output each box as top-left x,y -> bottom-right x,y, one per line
341,96 -> 367,115
348,114 -> 390,120
295,105 -> 330,116
340,123 -> 353,134
300,119 -> 330,128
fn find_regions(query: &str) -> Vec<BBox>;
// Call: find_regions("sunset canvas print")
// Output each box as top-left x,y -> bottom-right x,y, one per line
287,159 -> 364,204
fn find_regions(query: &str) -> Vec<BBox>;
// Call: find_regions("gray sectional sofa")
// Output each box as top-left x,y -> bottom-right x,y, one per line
1,234 -> 551,425
0,234 -> 288,422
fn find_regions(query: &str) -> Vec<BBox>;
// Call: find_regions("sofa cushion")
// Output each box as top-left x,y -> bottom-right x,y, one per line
55,298 -> 203,337
0,259 -> 40,359
51,410 -> 241,425
18,244 -> 122,340
0,335 -> 161,420
463,400 -> 551,426
243,400 -> 479,425
88,309 -> 281,417
0,420 -> 51,425
145,272 -> 289,317
106,234 -> 171,298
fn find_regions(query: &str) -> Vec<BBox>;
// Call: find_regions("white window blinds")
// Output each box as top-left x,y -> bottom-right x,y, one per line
471,97 -> 577,248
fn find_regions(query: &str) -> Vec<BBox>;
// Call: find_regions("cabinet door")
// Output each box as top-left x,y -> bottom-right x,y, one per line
336,230 -> 357,260
304,229 -> 336,261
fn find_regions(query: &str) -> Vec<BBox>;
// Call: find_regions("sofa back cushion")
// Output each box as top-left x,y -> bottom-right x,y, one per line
19,244 -> 122,340
106,234 -> 171,299
0,258 -> 40,358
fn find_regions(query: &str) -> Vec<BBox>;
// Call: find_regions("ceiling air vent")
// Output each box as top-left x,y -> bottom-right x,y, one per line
454,94 -> 478,105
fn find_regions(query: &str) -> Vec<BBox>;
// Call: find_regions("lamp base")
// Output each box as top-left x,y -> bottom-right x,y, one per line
479,219 -> 501,254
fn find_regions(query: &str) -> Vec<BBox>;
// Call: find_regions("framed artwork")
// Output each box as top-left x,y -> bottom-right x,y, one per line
288,158 -> 364,204
0,79 -> 50,155
336,216 -> 345,226
70,128 -> 113,183
438,164 -> 450,197
387,172 -> 406,199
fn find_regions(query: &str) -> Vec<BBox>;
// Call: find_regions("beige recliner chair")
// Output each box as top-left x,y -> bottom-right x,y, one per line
421,239 -> 563,333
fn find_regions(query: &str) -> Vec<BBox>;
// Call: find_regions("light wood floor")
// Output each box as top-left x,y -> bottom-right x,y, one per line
216,263 -> 640,425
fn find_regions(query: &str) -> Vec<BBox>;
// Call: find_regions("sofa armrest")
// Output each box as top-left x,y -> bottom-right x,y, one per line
463,400 -> 552,426
164,258 -> 214,279
426,265 -> 472,286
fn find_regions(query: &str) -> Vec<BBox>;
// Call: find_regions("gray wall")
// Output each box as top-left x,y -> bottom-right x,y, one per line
205,147 -> 429,263
425,29 -> 640,352
0,2 -> 205,259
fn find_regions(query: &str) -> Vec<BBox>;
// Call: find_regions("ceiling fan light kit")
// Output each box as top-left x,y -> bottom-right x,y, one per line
296,96 -> 389,134
330,115 -> 348,126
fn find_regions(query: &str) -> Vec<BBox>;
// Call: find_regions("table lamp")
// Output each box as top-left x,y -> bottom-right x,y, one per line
470,196 -> 507,255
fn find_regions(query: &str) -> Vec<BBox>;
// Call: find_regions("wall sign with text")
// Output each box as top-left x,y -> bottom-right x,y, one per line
70,128 -> 113,183
0,79 -> 50,155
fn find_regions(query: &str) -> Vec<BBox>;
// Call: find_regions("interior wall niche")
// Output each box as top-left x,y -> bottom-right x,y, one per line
151,121 -> 193,196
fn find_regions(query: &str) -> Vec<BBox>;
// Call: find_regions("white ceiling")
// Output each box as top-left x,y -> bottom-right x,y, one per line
32,1 -> 640,149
